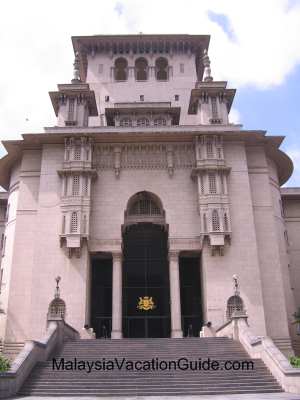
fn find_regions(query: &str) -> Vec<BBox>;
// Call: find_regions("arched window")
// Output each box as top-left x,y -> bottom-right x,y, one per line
128,193 -> 162,216
48,298 -> 66,320
137,118 -> 150,127
212,209 -> 220,231
155,57 -> 168,80
114,57 -> 128,81
135,57 -> 148,80
71,212 -> 78,233
154,117 -> 166,126
120,118 -> 132,127
227,295 -> 244,319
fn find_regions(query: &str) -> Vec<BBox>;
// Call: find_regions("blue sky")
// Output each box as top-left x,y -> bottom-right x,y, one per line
0,0 -> 299,186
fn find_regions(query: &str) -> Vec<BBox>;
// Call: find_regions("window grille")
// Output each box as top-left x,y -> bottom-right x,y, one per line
74,145 -> 81,160
206,139 -> 213,158
84,176 -> 89,195
200,175 -> 204,194
137,118 -> 150,127
120,118 -> 132,127
212,209 -> 220,231
48,298 -> 66,319
227,295 -> 244,319
154,118 -> 166,126
114,57 -> 128,81
211,97 -> 218,118
72,175 -> 80,196
208,173 -> 217,194
129,196 -> 161,216
155,57 -> 168,80
224,212 -> 229,231
68,98 -> 75,121
71,212 -> 78,233
135,57 -> 148,80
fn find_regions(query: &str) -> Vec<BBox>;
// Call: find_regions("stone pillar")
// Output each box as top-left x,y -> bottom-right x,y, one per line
169,250 -> 183,338
111,252 -> 123,339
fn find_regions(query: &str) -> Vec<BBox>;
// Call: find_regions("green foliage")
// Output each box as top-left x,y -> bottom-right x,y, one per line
290,356 -> 300,368
0,354 -> 10,372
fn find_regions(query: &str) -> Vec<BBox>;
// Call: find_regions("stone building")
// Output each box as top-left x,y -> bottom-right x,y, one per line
0,34 -> 299,356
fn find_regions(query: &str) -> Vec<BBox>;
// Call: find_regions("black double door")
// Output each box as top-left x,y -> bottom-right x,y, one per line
122,223 -> 171,338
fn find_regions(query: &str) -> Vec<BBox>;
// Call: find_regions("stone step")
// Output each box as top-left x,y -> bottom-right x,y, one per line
19,337 -> 282,396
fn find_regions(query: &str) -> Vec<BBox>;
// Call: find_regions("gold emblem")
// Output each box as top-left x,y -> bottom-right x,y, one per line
137,296 -> 156,311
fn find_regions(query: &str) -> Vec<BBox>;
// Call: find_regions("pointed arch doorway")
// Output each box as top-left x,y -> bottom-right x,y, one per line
122,192 -> 170,338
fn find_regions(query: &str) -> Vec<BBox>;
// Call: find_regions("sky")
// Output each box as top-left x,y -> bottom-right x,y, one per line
0,0 -> 300,185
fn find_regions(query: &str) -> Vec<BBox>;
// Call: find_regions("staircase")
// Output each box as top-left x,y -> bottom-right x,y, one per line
19,337 -> 283,397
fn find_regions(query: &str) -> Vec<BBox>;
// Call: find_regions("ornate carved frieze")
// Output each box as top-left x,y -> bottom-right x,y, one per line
95,143 -> 196,177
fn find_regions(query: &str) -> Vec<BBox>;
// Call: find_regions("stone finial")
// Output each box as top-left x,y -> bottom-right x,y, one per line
54,276 -> 61,299
72,51 -> 81,83
232,274 -> 240,296
202,49 -> 213,82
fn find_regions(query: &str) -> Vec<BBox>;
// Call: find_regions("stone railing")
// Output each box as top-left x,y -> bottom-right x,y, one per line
216,315 -> 300,394
0,320 -> 79,398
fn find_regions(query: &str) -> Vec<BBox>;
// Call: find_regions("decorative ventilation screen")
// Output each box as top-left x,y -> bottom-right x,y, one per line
129,196 -> 161,216
71,212 -> 78,233
212,209 -> 220,231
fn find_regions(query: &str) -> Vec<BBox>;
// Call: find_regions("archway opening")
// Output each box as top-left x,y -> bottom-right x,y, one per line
122,192 -> 170,338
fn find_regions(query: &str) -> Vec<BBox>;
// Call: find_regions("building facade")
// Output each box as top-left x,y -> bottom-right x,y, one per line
0,34 -> 299,355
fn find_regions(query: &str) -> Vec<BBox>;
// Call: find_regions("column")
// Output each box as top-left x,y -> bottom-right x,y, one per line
169,250 -> 183,338
111,251 -> 123,339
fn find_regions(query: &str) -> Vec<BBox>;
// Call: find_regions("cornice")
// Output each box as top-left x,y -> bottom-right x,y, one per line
0,125 -> 293,189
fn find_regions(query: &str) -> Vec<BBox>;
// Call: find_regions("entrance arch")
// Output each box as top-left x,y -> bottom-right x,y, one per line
122,192 -> 170,338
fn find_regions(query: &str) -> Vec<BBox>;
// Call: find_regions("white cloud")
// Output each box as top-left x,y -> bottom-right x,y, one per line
282,148 -> 300,187
0,0 -> 300,155
228,108 -> 241,124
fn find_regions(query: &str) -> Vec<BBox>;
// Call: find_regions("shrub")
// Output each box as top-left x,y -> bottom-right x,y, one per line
0,355 -> 10,372
290,356 -> 300,368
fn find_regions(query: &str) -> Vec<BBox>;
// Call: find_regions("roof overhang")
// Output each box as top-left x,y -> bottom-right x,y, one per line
189,81 -> 236,114
49,83 -> 98,117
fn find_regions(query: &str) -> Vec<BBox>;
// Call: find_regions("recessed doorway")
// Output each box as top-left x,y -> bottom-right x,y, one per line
122,223 -> 170,338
